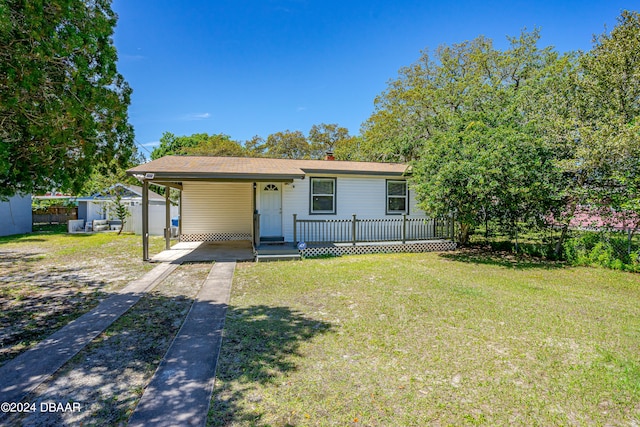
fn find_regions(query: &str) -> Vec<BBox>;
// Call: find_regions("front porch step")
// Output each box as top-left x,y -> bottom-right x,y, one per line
256,253 -> 301,262
256,247 -> 298,255
255,242 -> 301,261
255,243 -> 298,255
260,236 -> 285,243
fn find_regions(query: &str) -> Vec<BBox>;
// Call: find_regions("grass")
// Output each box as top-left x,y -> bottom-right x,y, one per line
0,229 -> 166,365
210,252 -> 640,426
4,262 -> 210,426
0,226 -> 165,261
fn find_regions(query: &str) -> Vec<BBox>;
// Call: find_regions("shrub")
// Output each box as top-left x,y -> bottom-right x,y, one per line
564,232 -> 638,272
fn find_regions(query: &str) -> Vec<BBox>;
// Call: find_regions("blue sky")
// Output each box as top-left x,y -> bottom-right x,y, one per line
111,1 -> 636,158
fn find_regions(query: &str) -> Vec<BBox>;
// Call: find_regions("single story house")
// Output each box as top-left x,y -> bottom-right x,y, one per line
127,156 -> 455,259
0,194 -> 32,237
76,184 -> 177,235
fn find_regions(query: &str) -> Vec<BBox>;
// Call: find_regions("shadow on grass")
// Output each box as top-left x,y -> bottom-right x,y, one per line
439,247 -> 566,270
0,225 -> 67,244
0,250 -> 46,264
0,291 -> 194,426
0,258 -> 110,367
0,234 -> 45,244
209,305 -> 334,426
0,227 -> 102,245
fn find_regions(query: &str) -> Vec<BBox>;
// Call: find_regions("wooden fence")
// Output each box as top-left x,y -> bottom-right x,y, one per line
32,206 -> 77,225
293,214 -> 453,244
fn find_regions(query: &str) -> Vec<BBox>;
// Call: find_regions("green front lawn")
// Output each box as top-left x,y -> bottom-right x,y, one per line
210,252 -> 640,426
0,230 -> 165,365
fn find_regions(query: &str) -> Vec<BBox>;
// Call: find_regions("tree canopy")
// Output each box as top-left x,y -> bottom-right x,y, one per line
0,0 -> 135,198
264,130 -> 310,159
366,30 -> 561,243
364,10 -> 640,246
151,123 -> 360,160
576,10 -> 640,225
151,132 -> 245,159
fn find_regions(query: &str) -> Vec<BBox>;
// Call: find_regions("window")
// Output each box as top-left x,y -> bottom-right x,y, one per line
386,180 -> 407,214
310,178 -> 336,214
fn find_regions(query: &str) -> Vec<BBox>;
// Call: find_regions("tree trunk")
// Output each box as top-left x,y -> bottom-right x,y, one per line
554,223 -> 569,258
553,200 -> 579,258
484,208 -> 489,240
458,222 -> 471,246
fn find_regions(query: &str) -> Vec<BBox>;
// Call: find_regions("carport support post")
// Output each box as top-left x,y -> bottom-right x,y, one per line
165,187 -> 171,250
178,191 -> 182,236
142,180 -> 149,261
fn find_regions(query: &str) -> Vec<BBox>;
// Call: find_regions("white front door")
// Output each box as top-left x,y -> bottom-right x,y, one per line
260,183 -> 282,237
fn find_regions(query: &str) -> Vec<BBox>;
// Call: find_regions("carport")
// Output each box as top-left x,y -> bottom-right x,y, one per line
127,156 -> 302,261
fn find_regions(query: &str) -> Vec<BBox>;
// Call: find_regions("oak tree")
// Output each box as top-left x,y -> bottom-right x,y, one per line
264,130 -> 310,159
0,0 -> 135,198
151,132 -> 245,158
368,31 -> 561,244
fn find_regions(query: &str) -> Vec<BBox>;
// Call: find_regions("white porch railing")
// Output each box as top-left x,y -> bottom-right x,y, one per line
293,214 -> 453,244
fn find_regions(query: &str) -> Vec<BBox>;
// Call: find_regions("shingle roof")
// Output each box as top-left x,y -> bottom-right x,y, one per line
127,156 -> 409,181
77,183 -> 165,202
125,184 -> 166,202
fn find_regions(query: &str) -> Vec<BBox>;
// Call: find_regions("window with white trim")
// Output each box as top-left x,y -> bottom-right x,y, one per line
386,180 -> 407,214
310,178 -> 336,214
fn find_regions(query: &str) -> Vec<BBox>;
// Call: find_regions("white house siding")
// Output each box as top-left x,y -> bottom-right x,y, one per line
181,182 -> 252,239
281,174 -> 426,242
0,194 -> 32,237
409,187 -> 425,216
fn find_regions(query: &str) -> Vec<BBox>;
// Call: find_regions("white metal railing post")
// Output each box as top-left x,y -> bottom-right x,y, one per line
352,214 -> 357,245
402,214 -> 407,244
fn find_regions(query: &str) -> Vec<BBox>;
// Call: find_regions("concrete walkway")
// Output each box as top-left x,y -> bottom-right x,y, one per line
0,262 -> 179,404
128,261 -> 236,427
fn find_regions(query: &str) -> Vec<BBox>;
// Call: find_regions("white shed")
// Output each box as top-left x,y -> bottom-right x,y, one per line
76,184 -> 177,235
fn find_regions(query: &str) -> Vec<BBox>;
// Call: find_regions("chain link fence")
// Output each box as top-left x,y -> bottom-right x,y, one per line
471,223 -> 640,272
563,228 -> 639,270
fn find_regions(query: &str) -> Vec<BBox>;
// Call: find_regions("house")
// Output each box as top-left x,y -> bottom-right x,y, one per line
76,183 -> 178,235
127,156 -> 455,260
0,194 -> 32,237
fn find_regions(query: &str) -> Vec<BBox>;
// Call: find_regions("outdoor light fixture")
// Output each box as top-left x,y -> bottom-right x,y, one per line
144,173 -> 155,179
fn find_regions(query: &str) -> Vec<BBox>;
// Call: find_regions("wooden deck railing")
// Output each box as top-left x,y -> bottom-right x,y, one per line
293,214 -> 452,244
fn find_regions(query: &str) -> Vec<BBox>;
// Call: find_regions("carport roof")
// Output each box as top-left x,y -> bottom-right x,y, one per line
127,156 -> 410,181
